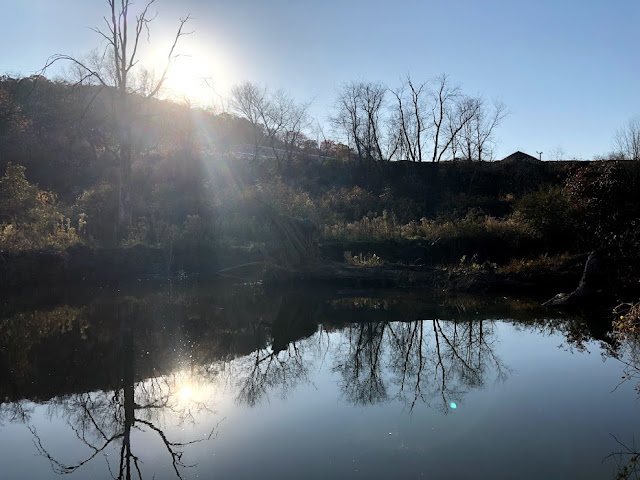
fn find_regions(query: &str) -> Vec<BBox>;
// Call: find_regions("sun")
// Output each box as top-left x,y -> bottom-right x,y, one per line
161,55 -> 217,106
144,43 -> 231,107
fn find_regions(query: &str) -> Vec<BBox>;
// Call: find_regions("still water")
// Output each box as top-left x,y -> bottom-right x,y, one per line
0,282 -> 638,479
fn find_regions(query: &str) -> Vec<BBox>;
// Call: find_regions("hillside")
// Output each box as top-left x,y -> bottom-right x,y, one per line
1,76 -> 640,300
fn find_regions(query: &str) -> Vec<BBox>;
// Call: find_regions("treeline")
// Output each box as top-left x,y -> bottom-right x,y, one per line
330,75 -> 508,163
228,74 -> 507,166
1,75 -> 640,272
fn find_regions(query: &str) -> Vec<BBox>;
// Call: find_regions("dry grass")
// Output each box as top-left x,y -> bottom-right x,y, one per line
323,210 -> 529,244
497,253 -> 572,275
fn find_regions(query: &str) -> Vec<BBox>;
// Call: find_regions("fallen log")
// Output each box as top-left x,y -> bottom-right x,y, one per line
543,251 -> 601,308
263,262 -> 444,287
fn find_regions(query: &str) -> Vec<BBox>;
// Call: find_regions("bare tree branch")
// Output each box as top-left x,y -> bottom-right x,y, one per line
147,14 -> 193,98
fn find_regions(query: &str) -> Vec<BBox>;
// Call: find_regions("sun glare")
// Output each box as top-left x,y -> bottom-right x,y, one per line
164,57 -> 214,105
145,45 -> 230,107
178,383 -> 194,401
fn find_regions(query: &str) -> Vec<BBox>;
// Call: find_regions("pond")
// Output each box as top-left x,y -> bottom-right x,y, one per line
0,281 -> 638,479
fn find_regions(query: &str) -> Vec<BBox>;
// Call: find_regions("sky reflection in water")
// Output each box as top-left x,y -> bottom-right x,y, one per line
0,284 -> 638,479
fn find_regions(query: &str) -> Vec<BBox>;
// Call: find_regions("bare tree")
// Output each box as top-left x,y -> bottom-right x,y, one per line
614,116 -> 640,161
360,82 -> 387,162
390,74 -> 479,162
390,76 -> 428,162
271,90 -> 312,163
331,81 -> 392,163
459,97 -> 508,161
229,81 -> 268,159
230,82 -> 311,166
446,96 -> 479,161
439,94 -> 480,162
429,74 -> 462,163
332,82 -> 363,162
42,0 -> 191,233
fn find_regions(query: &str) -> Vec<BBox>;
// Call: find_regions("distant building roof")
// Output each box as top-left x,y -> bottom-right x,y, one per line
500,151 -> 540,163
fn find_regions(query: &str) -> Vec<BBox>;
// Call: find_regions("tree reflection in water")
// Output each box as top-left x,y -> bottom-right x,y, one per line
233,292 -> 317,406
234,341 -> 308,407
604,312 -> 640,480
335,321 -> 388,405
22,300 -> 219,480
335,319 -> 507,411
4,285 -> 629,478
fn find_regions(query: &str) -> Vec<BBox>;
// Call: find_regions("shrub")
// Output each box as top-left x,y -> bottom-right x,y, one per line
513,186 -> 575,249
318,186 -> 380,223
74,182 -> 118,247
0,163 -> 39,223
565,162 -> 640,253
0,163 -> 82,251
177,214 -> 217,249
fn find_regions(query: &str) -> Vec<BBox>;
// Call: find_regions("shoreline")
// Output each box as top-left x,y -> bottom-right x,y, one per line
0,244 -> 587,300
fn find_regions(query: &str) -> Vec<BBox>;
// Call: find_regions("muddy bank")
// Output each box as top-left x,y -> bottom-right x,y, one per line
262,261 -> 582,298
0,245 -> 629,307
0,245 -> 262,288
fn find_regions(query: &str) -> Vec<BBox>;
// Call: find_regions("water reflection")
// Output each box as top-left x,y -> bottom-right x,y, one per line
12,298 -> 219,479
334,319 -> 507,411
604,318 -> 640,480
234,338 -> 309,407
0,283 -> 637,479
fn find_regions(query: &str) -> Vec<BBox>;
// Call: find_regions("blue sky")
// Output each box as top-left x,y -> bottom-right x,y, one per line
2,0 -> 639,159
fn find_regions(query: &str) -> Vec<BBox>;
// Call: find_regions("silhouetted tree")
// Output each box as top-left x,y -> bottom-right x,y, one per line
390,75 -> 428,162
429,74 -> 462,163
614,116 -> 640,161
391,74 -> 479,162
331,81 -> 395,164
459,97 -> 508,161
42,0 -> 191,236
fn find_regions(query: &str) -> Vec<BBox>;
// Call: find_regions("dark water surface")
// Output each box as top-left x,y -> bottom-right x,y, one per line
0,281 -> 638,479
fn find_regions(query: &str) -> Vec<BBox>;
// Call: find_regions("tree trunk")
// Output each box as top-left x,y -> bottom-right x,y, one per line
117,97 -> 133,238
118,129 -> 133,232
